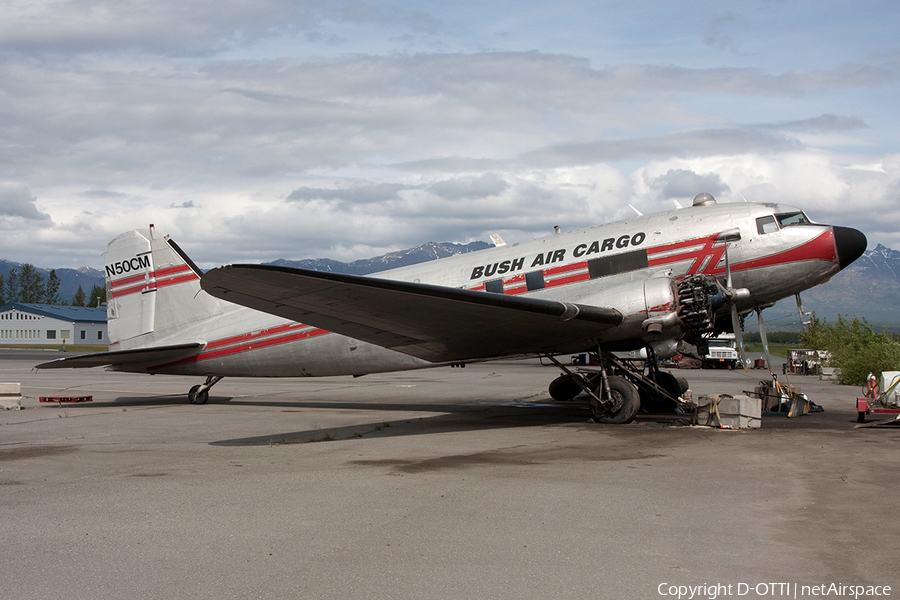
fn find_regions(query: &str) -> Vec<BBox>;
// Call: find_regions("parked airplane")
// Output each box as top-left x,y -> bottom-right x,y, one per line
38,193 -> 866,423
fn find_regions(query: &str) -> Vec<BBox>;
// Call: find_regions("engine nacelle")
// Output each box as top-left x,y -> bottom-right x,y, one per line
578,277 -> 680,347
577,274 -> 720,357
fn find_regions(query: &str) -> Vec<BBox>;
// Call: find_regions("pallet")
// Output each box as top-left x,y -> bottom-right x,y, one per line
39,396 -> 93,404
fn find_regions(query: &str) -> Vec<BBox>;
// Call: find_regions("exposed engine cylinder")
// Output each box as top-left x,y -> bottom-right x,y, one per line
676,275 -> 722,336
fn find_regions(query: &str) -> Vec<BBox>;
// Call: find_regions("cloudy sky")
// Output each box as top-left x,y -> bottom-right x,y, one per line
1,0 -> 898,270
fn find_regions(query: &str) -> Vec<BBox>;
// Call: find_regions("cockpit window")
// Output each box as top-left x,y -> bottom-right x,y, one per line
775,211 -> 812,227
756,215 -> 778,235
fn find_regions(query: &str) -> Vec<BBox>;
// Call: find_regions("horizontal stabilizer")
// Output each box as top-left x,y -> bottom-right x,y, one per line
201,265 -> 623,363
36,343 -> 204,370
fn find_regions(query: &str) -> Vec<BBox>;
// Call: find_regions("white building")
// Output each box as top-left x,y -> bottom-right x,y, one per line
0,303 -> 107,346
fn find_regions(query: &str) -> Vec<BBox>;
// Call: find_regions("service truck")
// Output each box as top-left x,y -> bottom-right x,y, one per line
702,333 -> 740,369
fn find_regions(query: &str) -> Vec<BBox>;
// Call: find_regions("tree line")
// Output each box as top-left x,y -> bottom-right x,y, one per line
743,331 -> 801,344
0,264 -> 106,307
801,314 -> 900,386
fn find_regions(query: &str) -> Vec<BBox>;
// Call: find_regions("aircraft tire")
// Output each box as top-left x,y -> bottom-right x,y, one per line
188,385 -> 210,405
640,371 -> 684,413
592,375 -> 640,424
549,374 -> 582,401
188,385 -> 201,404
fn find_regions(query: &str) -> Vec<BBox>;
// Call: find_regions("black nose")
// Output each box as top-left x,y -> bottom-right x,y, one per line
833,226 -> 867,270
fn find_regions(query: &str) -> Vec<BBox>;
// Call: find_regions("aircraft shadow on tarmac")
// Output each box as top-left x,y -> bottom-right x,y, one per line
78,393 -> 600,444
210,398 -> 598,446
72,391 -> 851,444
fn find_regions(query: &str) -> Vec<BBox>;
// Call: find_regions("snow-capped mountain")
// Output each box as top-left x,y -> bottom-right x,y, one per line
267,241 -> 493,275
798,243 -> 900,329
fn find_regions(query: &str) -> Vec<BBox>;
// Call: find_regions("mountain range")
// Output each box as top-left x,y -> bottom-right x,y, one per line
792,243 -> 900,329
267,241 -> 493,274
0,241 -> 491,305
0,261 -> 106,303
2,241 -> 897,330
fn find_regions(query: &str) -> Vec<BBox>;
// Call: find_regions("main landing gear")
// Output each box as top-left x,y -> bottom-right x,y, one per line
187,375 -> 223,405
546,347 -> 688,423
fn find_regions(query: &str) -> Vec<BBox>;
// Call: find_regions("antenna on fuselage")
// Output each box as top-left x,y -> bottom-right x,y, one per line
490,234 -> 507,247
628,204 -> 643,217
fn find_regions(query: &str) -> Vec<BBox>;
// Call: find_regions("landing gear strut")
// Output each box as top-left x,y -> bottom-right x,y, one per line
638,346 -> 688,413
188,376 -> 223,405
593,375 -> 641,423
545,351 -> 641,423
546,346 -> 689,421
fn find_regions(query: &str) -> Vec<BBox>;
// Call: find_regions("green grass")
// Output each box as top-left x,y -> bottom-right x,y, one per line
743,342 -> 792,359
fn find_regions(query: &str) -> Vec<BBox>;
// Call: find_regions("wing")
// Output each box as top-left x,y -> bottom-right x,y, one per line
36,343 -> 203,370
201,265 -> 622,363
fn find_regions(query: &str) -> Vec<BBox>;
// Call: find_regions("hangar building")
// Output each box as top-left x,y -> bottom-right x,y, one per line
0,303 -> 107,346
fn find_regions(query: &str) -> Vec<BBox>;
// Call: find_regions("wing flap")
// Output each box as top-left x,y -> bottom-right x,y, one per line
36,343 -> 204,370
201,265 -> 622,363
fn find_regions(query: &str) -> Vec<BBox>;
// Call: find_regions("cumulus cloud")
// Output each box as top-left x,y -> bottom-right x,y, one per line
427,174 -> 509,200
652,169 -> 730,200
287,183 -> 408,205
0,0 -> 321,56
0,184 -> 51,221
517,128 -> 803,168
0,2 -> 898,268
763,114 -> 869,132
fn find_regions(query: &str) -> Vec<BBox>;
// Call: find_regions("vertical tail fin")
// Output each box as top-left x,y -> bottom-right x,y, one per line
104,225 -> 221,349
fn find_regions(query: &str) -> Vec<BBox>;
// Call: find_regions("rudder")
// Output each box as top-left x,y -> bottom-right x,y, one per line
104,225 -> 221,349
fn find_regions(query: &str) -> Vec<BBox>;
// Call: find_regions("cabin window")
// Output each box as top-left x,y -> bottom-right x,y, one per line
484,279 -> 504,293
776,211 -> 812,227
756,215 -> 779,235
525,271 -> 545,291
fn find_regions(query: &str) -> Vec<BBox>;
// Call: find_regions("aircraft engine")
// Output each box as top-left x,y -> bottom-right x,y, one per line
574,273 -> 725,360
676,274 -> 723,340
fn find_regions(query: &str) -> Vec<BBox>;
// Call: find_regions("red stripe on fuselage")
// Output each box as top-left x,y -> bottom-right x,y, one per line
204,323 -> 303,350
544,261 -> 588,276
724,229 -> 837,274
109,264 -> 200,298
110,272 -> 149,288
149,326 -> 331,371
646,234 -> 726,276
465,228 -> 836,295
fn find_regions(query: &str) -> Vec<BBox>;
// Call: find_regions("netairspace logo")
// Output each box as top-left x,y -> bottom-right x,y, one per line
657,582 -> 892,599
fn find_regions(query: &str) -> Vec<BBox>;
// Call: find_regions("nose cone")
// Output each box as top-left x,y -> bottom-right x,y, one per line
833,226 -> 867,270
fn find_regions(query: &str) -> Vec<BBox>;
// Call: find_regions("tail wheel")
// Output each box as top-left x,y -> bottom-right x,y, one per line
591,375 -> 640,424
188,384 -> 209,405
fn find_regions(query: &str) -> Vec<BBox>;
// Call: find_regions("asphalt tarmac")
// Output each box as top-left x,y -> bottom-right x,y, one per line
1,349 -> 897,600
